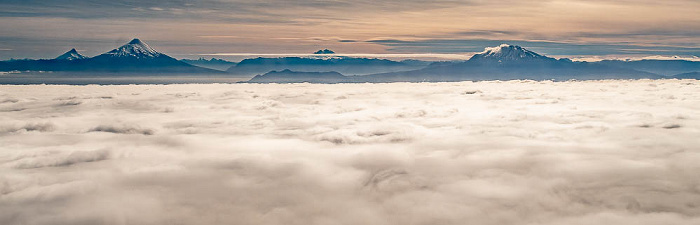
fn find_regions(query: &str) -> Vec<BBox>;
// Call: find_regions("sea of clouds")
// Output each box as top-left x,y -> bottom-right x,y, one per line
1,80 -> 699,225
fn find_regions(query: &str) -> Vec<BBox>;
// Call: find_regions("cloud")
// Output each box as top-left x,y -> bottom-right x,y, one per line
0,122 -> 56,134
1,80 -> 700,224
88,125 -> 155,135
12,149 -> 111,169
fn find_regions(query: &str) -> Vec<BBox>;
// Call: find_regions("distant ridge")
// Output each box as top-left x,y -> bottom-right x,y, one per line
245,69 -> 349,83
181,57 -> 236,71
672,71 -> 700,79
597,59 -> 700,76
225,56 -> 423,76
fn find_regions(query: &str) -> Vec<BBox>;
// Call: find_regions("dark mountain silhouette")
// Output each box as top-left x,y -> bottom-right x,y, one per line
244,69 -> 350,83
0,59 -> 57,72
0,39 -> 220,74
400,59 -> 432,67
672,71 -> 700,79
595,59 -> 700,76
0,48 -> 87,72
181,58 -> 236,71
314,49 -> 335,54
55,49 -> 87,61
357,44 -> 662,82
225,56 -> 424,77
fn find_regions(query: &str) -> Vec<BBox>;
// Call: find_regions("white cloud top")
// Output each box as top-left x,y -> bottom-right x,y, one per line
1,80 -> 700,224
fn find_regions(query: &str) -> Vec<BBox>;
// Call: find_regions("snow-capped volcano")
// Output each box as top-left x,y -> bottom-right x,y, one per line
469,44 -> 552,62
99,38 -> 163,59
75,38 -> 221,73
55,48 -> 87,60
359,43 -> 660,82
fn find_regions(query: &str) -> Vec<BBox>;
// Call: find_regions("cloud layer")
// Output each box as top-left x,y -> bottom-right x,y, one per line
1,80 -> 700,224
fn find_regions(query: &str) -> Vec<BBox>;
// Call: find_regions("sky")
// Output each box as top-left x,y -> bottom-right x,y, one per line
0,0 -> 698,60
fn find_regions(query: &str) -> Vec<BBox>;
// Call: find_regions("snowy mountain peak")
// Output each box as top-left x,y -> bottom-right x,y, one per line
55,48 -> 87,60
470,44 -> 551,62
128,38 -> 145,45
101,38 -> 163,59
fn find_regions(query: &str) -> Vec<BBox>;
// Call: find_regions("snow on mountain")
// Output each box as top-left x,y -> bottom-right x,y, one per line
55,48 -> 87,60
469,44 -> 551,62
99,39 -> 163,59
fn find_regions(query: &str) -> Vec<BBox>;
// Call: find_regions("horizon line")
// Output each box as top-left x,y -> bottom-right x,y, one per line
189,53 -> 700,62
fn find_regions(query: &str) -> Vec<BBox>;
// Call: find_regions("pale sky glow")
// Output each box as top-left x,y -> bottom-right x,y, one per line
0,0 -> 698,60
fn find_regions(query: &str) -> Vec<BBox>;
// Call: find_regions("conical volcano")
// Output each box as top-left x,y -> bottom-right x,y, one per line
77,38 -> 220,74
468,44 -> 553,63
55,48 -> 87,61
98,38 -> 163,59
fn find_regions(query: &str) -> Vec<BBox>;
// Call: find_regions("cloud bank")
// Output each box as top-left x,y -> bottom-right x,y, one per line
1,80 -> 700,224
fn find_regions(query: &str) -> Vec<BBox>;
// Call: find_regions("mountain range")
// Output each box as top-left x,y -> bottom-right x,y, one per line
180,58 -> 237,71
246,69 -> 350,83
245,44 -> 696,83
355,44 -> 663,82
1,40 -> 698,83
0,39 -> 220,74
672,71 -> 700,79
225,56 -> 427,76
596,59 -> 700,76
